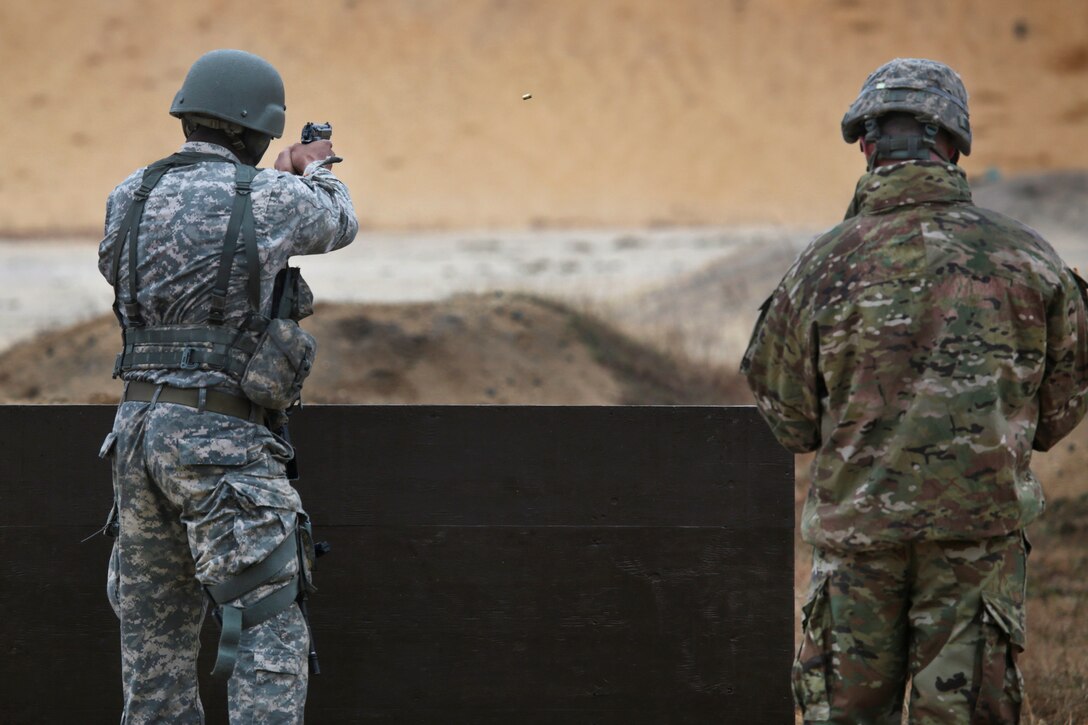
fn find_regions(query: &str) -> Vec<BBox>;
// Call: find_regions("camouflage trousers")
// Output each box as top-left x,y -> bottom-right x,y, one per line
794,533 -> 1028,724
102,400 -> 310,724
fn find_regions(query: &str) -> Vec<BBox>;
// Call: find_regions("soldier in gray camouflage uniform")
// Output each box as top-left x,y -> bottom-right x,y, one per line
97,49 -> 358,724
743,58 -> 1088,723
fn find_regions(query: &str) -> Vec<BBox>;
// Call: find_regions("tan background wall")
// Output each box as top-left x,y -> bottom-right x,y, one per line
1,0 -> 1086,234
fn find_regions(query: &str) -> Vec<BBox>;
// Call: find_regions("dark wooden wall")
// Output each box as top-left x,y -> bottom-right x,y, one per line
0,405 -> 794,724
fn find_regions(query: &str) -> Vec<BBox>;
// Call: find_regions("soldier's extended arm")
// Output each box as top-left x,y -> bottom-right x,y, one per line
267,127 -> 358,258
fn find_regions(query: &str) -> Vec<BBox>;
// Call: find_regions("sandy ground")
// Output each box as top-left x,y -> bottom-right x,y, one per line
2,0 -> 1087,234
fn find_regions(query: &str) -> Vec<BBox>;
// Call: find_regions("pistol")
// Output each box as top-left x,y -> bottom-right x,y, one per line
301,122 -> 332,144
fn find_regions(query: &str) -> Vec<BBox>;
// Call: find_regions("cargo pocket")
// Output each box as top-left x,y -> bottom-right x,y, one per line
210,475 -> 303,583
185,447 -> 300,586
793,574 -> 832,722
971,591 -> 1025,725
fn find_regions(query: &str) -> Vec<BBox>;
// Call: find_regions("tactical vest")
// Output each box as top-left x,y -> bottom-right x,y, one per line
110,152 -> 265,381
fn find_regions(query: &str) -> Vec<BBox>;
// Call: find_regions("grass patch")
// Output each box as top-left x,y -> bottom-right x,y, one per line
1021,493 -> 1088,723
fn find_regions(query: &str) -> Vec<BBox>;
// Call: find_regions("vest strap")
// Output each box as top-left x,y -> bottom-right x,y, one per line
111,153 -> 263,377
209,164 -> 259,325
111,161 -> 174,327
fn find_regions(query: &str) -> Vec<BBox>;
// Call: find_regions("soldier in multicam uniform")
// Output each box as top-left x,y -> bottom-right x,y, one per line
743,58 -> 1088,723
97,49 -> 358,723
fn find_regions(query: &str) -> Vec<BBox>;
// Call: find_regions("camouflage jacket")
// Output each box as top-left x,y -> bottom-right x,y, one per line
98,142 -> 358,392
742,160 -> 1088,550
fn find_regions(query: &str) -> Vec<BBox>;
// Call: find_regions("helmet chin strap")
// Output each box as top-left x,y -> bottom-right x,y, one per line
864,118 -> 953,171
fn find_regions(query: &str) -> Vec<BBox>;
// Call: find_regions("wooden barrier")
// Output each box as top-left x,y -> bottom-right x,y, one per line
0,405 -> 793,723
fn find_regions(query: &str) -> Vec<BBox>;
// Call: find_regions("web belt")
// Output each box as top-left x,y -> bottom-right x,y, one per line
123,381 -> 264,423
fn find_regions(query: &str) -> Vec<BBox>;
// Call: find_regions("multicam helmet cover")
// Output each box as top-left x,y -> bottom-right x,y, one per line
842,58 -> 971,156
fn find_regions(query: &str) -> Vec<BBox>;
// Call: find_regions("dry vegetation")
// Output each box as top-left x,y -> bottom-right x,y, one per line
1022,494 -> 1088,723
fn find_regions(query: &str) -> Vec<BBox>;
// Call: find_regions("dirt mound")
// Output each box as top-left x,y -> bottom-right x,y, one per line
0,293 -> 749,406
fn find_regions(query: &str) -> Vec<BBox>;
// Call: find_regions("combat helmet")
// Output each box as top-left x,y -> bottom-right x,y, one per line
842,58 -> 971,162
170,49 -> 286,139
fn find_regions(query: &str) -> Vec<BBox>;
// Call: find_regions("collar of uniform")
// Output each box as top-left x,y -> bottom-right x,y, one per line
851,160 -> 971,215
178,141 -> 242,164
